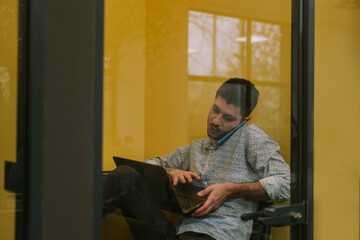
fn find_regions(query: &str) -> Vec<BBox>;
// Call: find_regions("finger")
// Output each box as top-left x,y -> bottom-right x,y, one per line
193,199 -> 213,217
244,116 -> 252,121
189,172 -> 201,180
192,205 -> 207,216
173,177 -> 178,186
198,186 -> 212,197
197,206 -> 213,217
179,175 -> 187,184
195,198 -> 213,214
184,174 -> 193,183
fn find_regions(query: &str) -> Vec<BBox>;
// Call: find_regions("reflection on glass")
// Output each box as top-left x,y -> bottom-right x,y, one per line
188,11 -> 214,76
216,15 -> 246,76
188,11 -> 248,77
188,10 -> 291,163
188,10 -> 282,81
251,21 -> 281,82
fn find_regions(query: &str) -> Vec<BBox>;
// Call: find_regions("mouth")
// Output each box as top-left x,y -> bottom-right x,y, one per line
209,124 -> 218,134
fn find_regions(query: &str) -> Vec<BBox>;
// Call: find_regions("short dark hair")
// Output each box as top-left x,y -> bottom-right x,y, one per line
215,77 -> 260,117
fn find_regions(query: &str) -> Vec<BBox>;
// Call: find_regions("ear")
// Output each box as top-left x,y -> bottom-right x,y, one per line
244,116 -> 252,122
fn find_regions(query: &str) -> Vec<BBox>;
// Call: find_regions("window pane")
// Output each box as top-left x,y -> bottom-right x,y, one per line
188,11 -> 214,76
215,15 -> 247,76
251,21 -> 281,82
103,1 -> 291,240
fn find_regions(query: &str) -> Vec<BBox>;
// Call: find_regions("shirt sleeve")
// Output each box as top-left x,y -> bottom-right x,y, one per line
245,125 -> 291,201
144,144 -> 191,171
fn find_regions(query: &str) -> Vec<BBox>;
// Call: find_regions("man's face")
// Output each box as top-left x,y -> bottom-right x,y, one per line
207,96 -> 243,141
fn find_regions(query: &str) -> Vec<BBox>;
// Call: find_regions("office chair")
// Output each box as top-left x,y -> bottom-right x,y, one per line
242,201 -> 273,240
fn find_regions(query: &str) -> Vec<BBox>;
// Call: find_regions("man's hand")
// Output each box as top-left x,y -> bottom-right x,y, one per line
192,183 -> 233,217
192,181 -> 270,217
165,168 -> 200,186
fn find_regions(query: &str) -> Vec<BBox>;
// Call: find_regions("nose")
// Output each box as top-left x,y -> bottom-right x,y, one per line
211,114 -> 222,126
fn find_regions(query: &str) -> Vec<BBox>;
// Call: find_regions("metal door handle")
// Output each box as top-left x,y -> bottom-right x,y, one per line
241,203 -> 306,227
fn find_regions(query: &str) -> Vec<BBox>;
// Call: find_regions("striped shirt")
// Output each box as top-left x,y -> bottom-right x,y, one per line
145,124 -> 290,240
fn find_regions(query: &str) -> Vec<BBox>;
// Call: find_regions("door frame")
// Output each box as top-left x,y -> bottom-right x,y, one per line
291,0 -> 314,239
21,0 -> 104,239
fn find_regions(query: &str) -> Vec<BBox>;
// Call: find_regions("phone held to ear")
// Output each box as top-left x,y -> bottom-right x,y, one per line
217,120 -> 247,146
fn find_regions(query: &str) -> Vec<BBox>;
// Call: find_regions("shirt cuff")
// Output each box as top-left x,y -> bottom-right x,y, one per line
259,176 -> 290,201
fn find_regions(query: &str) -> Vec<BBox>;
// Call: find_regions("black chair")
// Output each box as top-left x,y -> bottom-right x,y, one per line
242,201 -> 273,240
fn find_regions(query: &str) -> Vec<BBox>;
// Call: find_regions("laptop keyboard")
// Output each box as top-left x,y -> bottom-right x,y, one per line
176,193 -> 205,211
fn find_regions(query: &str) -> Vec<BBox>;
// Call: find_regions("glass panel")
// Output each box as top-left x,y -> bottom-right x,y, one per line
215,15 -> 246,76
103,1 -> 291,239
188,11 -> 214,76
314,1 -> 360,239
251,21 -> 281,82
0,0 -> 19,239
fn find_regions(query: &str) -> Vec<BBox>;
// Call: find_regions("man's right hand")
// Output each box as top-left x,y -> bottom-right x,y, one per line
165,168 -> 200,186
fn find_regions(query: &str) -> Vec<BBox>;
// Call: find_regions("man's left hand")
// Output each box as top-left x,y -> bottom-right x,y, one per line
192,183 -> 233,217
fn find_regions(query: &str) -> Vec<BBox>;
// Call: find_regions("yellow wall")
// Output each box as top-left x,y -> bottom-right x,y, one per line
103,0 -> 146,170
314,2 -> 360,239
144,0 -> 189,158
0,0 -> 18,239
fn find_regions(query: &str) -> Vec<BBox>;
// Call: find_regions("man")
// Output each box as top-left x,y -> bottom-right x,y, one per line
103,78 -> 290,240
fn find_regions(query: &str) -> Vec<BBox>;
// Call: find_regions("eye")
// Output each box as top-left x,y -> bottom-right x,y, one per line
213,105 -> 219,113
223,115 -> 235,122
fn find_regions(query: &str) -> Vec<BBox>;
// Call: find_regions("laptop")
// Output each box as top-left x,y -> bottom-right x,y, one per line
113,156 -> 207,215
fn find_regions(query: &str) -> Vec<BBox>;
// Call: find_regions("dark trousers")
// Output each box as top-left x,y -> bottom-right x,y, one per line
103,165 -> 215,240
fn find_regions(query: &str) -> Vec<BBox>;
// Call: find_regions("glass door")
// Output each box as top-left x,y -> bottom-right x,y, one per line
102,0 -> 292,239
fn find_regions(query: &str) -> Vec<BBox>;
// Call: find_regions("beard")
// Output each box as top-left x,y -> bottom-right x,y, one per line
207,123 -> 227,140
